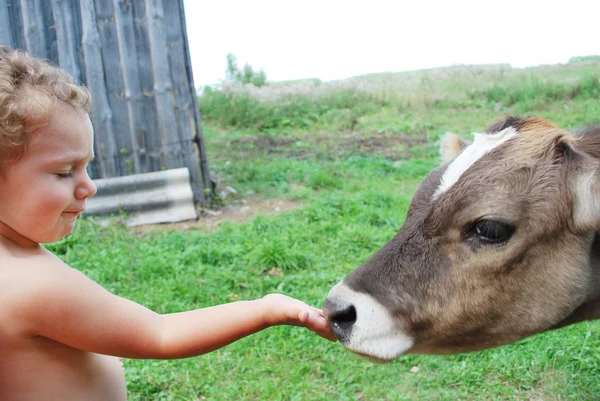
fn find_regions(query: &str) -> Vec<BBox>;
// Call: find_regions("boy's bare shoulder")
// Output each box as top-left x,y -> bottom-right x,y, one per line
0,246 -> 74,282
0,247 -> 82,334
0,246 -> 85,290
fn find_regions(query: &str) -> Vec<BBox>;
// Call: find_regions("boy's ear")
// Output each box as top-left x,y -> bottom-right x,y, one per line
439,132 -> 469,163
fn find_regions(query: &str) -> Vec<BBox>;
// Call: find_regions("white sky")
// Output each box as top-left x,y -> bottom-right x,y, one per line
183,0 -> 599,87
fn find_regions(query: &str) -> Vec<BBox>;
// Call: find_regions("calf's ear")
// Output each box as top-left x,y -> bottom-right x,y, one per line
568,127 -> 600,232
572,165 -> 600,232
439,132 -> 469,163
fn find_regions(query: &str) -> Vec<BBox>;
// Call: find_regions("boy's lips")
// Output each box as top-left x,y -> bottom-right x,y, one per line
63,209 -> 84,214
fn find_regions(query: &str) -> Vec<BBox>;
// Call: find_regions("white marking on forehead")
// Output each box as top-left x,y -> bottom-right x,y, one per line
433,127 -> 518,199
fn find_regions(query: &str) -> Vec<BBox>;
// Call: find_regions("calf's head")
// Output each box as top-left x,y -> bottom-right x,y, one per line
323,116 -> 600,362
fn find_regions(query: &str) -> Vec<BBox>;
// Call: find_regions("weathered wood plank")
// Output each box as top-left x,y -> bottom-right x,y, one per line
144,0 -> 180,169
80,0 -> 118,178
6,0 -> 26,50
175,0 -> 211,199
49,0 -> 82,83
68,0 -> 86,85
112,0 -> 142,174
0,2 -> 14,46
162,0 -> 205,202
39,0 -> 58,64
21,0 -> 49,58
131,0 -> 161,173
95,0 -> 134,176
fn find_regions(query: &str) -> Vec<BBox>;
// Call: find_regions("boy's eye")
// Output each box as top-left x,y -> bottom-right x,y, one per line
57,171 -> 73,178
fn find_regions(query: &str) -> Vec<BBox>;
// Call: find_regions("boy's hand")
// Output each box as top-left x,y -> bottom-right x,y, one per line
260,294 -> 337,341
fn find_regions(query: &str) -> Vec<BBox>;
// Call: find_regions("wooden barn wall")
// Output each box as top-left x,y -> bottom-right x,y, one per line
0,0 -> 211,203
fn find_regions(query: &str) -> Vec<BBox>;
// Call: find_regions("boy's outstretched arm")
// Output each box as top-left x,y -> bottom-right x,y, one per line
159,294 -> 335,358
13,259 -> 334,360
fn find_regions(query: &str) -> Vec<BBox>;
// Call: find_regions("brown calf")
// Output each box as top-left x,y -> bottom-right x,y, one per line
323,116 -> 600,362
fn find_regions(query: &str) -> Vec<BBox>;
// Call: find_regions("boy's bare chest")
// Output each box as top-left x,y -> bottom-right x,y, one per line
0,336 -> 128,400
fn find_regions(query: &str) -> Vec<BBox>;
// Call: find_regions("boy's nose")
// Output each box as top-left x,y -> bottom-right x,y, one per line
76,172 -> 97,200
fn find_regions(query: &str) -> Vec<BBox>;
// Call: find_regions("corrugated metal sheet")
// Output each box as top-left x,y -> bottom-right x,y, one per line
84,167 -> 198,226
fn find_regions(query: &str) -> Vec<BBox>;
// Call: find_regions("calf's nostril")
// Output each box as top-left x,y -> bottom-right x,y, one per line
330,305 -> 357,330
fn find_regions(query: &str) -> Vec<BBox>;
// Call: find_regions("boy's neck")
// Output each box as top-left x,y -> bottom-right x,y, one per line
0,223 -> 42,251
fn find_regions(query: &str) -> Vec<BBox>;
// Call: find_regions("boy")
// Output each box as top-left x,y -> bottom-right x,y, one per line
0,46 -> 334,401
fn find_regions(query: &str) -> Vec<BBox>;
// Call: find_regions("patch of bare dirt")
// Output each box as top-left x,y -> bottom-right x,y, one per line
224,132 -> 428,161
131,198 -> 302,234
228,136 -> 297,151
336,133 -> 428,160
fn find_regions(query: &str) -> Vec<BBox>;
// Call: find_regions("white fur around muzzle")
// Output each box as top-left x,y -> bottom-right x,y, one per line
326,282 -> 414,362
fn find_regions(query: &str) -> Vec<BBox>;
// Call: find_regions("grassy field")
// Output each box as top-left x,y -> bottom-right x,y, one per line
61,61 -> 600,400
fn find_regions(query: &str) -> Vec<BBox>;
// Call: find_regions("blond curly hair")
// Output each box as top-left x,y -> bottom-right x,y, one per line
0,45 -> 91,169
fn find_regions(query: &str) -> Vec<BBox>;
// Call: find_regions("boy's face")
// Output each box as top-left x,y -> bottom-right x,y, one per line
0,105 -> 97,245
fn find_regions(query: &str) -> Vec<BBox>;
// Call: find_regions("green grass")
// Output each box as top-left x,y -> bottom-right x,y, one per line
55,61 -> 600,400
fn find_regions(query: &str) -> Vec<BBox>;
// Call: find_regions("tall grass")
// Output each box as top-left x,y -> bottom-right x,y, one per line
475,73 -> 600,107
200,83 -> 388,132
199,63 -> 600,132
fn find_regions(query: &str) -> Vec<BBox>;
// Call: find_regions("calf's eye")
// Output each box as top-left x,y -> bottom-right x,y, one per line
467,219 -> 516,244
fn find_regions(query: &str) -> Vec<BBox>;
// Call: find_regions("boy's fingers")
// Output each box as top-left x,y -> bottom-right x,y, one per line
276,297 -> 336,341
317,326 -> 337,342
297,309 -> 310,323
289,304 -> 337,342
296,305 -> 323,321
309,306 -> 324,316
307,311 -> 337,342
